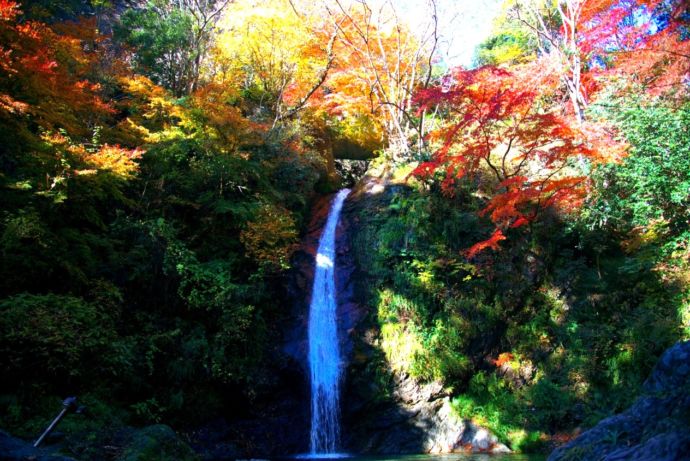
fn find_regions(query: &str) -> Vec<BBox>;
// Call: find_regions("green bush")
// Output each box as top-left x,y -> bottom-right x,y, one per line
0,293 -> 121,383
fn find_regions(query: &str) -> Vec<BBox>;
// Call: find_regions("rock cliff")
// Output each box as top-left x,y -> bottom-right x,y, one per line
338,176 -> 509,455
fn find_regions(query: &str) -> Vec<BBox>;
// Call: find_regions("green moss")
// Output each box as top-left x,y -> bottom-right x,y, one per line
560,444 -> 595,461
119,425 -> 199,461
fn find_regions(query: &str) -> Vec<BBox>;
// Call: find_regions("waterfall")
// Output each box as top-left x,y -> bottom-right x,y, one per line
308,188 -> 350,455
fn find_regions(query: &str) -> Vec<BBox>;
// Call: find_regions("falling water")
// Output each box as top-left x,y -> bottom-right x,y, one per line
308,188 -> 350,455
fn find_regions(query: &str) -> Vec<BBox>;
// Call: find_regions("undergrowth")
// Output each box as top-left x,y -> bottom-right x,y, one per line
350,168 -> 687,452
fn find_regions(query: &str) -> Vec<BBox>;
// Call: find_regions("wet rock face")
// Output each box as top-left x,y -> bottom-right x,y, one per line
283,188 -> 368,386
275,190 -> 366,456
548,341 -> 690,461
338,178 -> 508,455
284,193 -> 346,373
341,371 -> 510,455
335,195 -> 367,367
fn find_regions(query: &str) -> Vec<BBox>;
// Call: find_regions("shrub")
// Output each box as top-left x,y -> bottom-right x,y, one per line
0,293 -> 124,392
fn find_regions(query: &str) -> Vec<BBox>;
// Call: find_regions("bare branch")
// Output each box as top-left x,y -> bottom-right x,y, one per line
275,28 -> 339,124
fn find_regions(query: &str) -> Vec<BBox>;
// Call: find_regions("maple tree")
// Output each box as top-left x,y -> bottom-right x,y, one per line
412,63 -> 620,257
0,7 -> 113,137
507,0 -> 688,119
579,0 -> 689,96
0,0 -> 146,199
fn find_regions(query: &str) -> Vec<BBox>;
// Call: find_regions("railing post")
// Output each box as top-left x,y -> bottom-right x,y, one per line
33,396 -> 78,448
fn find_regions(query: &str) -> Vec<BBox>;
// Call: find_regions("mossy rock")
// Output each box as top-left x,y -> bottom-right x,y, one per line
118,425 -> 198,461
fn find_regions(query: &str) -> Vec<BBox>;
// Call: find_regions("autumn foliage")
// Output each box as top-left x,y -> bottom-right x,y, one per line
0,0 -> 687,454
412,63 -> 622,257
578,0 -> 689,96
0,11 -> 114,136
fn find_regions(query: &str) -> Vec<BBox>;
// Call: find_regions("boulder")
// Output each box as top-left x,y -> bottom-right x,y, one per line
548,341 -> 690,461
118,425 -> 198,461
0,430 -> 76,461
603,431 -> 690,461
342,370 -> 510,454
643,340 -> 690,395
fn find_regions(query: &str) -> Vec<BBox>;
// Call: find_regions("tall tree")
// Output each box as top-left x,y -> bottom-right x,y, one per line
509,0 -> 590,122
324,0 -> 440,159
412,63 -> 621,256
211,0 -> 336,126
116,0 -> 231,96
508,0 -> 689,119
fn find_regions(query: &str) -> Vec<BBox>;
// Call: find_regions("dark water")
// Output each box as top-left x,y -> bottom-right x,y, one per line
287,454 -> 546,461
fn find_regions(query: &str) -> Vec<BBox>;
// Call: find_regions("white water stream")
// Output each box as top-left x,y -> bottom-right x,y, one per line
308,189 -> 350,455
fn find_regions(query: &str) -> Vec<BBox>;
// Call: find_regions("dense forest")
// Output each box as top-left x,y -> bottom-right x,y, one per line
0,0 -> 688,459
